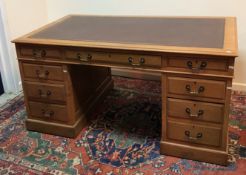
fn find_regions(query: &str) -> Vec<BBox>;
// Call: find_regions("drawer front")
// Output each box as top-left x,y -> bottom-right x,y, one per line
19,45 -> 61,59
167,56 -> 229,73
168,77 -> 226,99
22,63 -> 64,81
168,98 -> 224,123
167,120 -> 221,147
24,82 -> 66,103
65,50 -> 162,67
29,101 -> 68,122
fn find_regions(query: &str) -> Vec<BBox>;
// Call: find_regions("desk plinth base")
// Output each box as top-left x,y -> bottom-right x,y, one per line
160,141 -> 228,166
25,116 -> 87,138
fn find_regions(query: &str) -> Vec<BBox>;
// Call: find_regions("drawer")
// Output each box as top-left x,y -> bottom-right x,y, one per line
24,82 -> 66,103
22,63 -> 64,81
167,120 -> 221,147
168,98 -> 224,123
65,50 -> 162,67
28,101 -> 68,122
168,77 -> 226,99
19,45 -> 61,59
167,56 -> 229,73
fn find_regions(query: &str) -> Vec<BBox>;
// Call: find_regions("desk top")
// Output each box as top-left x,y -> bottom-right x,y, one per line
13,15 -> 238,56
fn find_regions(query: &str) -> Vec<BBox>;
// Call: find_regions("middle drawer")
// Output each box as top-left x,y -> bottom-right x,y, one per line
24,82 -> 66,103
65,50 -> 162,67
168,76 -> 226,100
168,98 -> 224,123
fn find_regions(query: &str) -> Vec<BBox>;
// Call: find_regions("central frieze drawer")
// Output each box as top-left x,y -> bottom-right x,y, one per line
167,120 -> 221,147
29,101 -> 68,122
168,77 -> 226,99
168,98 -> 224,123
24,82 -> 66,103
22,63 -> 64,81
65,50 -> 162,67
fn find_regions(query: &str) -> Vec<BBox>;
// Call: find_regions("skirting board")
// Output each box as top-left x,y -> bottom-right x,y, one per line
111,68 -> 246,92
232,82 -> 246,92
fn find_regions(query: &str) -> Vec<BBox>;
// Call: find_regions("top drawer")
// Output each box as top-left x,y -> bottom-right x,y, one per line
18,45 -> 61,59
65,50 -> 162,68
22,63 -> 64,81
166,56 -> 232,75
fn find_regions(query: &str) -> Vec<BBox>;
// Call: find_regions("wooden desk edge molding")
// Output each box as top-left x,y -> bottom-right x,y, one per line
13,15 -> 238,166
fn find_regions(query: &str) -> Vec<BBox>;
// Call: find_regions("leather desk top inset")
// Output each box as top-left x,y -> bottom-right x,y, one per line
29,16 -> 225,49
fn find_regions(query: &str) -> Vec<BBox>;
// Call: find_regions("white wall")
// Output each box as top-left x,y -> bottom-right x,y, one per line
45,0 -> 246,90
3,0 -> 48,40
0,0 -> 47,92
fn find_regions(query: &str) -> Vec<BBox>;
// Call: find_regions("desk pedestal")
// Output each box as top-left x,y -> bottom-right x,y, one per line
19,62 -> 113,138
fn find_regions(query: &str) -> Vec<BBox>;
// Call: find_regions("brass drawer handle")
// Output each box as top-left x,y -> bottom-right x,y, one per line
185,85 -> 205,95
200,61 -> 207,69
128,57 -> 145,66
184,130 -> 203,140
187,61 -> 207,71
38,89 -> 52,98
128,57 -> 133,64
36,70 -> 49,79
41,109 -> 54,118
77,53 -> 92,62
185,108 -> 204,118
139,57 -> 145,64
33,49 -> 46,58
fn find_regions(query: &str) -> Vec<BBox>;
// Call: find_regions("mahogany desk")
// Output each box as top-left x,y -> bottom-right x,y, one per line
13,15 -> 238,165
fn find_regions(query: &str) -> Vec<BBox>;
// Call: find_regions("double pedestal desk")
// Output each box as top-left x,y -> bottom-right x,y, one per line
13,15 -> 238,165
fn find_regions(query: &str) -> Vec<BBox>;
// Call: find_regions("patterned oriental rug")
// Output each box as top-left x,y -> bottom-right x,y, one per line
0,76 -> 245,175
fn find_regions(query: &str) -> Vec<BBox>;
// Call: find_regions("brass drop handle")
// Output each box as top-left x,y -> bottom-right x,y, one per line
87,54 -> 92,60
128,57 -> 133,63
33,49 -> 46,58
187,61 -> 207,71
41,109 -> 54,118
184,130 -> 203,140
200,61 -> 207,69
185,85 -> 205,95
187,61 -> 193,69
77,53 -> 92,62
139,57 -> 145,64
38,89 -> 52,98
185,108 -> 204,118
36,70 -> 49,79
76,53 -> 81,59
128,57 -> 145,66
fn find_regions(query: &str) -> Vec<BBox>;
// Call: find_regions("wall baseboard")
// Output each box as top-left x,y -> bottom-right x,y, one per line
112,68 -> 246,92
232,82 -> 246,92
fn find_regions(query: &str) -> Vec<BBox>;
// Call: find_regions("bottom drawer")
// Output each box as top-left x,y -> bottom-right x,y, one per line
28,101 -> 68,122
167,120 -> 221,147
